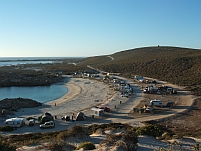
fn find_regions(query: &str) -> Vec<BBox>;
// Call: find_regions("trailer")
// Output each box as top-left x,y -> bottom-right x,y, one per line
5,117 -> 26,128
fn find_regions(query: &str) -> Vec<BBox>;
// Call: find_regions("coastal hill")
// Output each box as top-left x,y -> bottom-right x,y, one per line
79,46 -> 201,95
1,46 -> 201,150
1,46 -> 201,95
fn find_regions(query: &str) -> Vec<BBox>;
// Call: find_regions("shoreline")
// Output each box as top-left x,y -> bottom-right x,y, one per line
6,77 -> 114,118
46,82 -> 82,106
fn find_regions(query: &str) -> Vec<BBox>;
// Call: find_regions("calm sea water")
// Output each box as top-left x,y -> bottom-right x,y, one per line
0,57 -> 71,103
0,84 -> 68,103
0,57 -> 68,66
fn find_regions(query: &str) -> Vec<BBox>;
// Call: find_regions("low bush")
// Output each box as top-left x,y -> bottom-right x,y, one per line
76,142 -> 95,150
0,126 -> 14,132
46,140 -> 65,151
57,125 -> 86,140
102,130 -> 138,151
35,140 -> 76,151
135,124 -> 163,137
106,134 -> 122,142
87,123 -> 130,134
0,141 -> 16,151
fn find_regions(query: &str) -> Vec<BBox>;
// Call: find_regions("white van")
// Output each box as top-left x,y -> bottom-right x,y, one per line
150,100 -> 163,107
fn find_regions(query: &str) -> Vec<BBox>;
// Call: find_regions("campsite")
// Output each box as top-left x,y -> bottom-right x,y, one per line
0,73 -> 194,136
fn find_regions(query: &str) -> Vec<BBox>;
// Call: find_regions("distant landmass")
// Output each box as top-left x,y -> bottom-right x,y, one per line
1,46 -> 201,95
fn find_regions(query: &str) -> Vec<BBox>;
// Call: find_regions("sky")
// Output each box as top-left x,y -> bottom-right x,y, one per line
0,0 -> 201,57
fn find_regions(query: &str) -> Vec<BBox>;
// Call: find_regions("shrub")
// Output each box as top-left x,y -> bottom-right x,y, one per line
0,126 -> 14,132
68,125 -> 86,135
46,140 -> 65,151
57,125 -> 86,140
106,134 -> 122,142
36,140 -> 76,151
121,131 -> 138,151
76,142 -> 95,150
157,132 -> 173,140
0,141 -> 16,151
103,130 -> 138,151
136,124 -> 163,137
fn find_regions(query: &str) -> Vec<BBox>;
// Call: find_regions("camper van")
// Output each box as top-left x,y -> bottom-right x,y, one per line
135,75 -> 143,80
150,100 -> 163,107
5,117 -> 26,128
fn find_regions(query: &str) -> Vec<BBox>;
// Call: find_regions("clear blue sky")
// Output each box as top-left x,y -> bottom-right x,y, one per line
0,0 -> 201,57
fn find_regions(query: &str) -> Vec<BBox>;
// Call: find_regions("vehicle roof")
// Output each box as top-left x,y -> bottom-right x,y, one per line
5,117 -> 25,122
150,100 -> 162,102
91,107 -> 104,112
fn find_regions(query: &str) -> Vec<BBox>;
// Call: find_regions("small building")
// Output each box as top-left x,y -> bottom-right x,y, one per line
91,108 -> 104,117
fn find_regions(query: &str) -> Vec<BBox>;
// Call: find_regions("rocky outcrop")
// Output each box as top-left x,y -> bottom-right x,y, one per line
0,69 -> 65,87
0,98 -> 42,116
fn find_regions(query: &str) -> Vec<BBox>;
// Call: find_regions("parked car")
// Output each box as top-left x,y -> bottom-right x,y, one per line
150,100 -> 163,107
166,102 -> 174,107
145,106 -> 154,113
40,121 -> 55,129
121,93 -> 129,97
29,119 -> 35,126
99,106 -> 110,112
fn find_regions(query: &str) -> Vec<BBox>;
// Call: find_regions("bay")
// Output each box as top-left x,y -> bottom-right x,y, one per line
0,60 -> 53,66
0,57 -> 71,103
0,84 -> 68,103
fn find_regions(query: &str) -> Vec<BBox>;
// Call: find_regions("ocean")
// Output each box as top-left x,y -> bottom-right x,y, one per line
0,57 -> 70,103
0,57 -> 69,66
0,84 -> 68,103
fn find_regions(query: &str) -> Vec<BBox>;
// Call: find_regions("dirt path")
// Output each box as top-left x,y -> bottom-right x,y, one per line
100,76 -> 196,126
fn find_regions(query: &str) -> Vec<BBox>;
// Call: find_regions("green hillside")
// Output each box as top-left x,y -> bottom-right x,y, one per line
80,46 -> 201,95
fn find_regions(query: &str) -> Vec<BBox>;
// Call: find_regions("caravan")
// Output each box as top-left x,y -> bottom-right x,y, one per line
5,117 -> 26,128
150,100 -> 163,107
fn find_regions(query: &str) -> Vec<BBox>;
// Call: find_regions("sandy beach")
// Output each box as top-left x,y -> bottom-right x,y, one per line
3,75 -> 195,128
9,77 -> 114,119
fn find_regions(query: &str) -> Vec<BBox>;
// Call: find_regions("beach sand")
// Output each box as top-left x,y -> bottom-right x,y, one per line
11,77 -> 114,119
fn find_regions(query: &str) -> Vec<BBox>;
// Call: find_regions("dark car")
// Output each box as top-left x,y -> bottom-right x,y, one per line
166,102 -> 174,107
